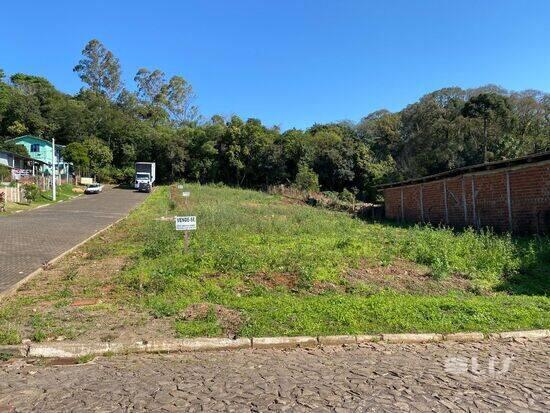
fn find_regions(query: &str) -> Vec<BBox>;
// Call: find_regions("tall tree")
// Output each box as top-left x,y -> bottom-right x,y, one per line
73,39 -> 122,99
163,76 -> 198,123
134,68 -> 166,104
462,93 -> 514,162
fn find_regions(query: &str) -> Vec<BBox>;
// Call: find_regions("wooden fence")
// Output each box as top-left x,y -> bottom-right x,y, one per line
0,185 -> 26,203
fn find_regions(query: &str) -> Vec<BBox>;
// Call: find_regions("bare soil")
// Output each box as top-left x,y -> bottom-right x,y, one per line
346,260 -> 475,295
180,303 -> 244,337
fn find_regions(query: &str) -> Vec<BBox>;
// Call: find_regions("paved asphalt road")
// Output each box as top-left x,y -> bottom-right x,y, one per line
0,187 -> 147,294
1,339 -> 548,411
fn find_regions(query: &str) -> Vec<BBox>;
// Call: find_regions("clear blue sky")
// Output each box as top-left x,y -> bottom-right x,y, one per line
1,0 -> 549,130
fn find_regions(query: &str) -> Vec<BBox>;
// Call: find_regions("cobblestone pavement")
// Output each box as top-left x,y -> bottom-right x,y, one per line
0,187 -> 147,293
1,339 -> 548,412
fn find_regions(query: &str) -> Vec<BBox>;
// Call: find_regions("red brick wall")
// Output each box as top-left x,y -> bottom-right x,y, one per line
383,161 -> 550,234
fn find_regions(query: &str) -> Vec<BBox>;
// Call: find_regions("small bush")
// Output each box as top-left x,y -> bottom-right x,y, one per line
294,162 -> 320,192
338,188 -> 356,204
23,183 -> 40,203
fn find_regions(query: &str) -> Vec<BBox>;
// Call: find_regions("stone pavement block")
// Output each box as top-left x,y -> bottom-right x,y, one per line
498,330 -> 549,339
382,333 -> 443,344
28,342 -> 125,358
0,345 -> 28,357
132,338 -> 251,352
253,336 -> 318,349
444,332 -> 484,342
318,335 -> 356,346
356,334 -> 381,343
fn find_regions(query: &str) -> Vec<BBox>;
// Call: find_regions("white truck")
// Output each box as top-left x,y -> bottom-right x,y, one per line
135,162 -> 156,190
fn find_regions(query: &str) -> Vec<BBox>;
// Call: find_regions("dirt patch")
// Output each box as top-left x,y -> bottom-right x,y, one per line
180,303 -> 243,338
279,195 -> 304,206
71,299 -> 100,307
310,281 -> 345,294
249,272 -> 299,290
347,260 -> 474,295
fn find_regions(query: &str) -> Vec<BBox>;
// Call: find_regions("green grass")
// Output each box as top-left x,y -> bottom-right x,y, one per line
0,183 -> 548,343
117,184 -> 549,337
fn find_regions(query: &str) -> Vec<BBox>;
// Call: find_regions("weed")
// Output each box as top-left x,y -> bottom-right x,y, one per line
0,327 -> 21,345
77,354 -> 95,364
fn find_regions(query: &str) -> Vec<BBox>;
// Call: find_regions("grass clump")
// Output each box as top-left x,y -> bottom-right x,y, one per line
0,326 -> 21,345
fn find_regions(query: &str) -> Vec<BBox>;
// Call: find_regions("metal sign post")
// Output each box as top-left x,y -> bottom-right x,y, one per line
51,137 -> 56,201
175,216 -> 196,252
182,191 -> 190,207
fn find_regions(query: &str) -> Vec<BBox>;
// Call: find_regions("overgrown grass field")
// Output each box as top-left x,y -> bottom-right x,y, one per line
1,184 -> 548,343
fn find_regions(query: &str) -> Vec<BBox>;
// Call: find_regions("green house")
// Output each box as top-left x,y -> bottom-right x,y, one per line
5,135 -> 70,176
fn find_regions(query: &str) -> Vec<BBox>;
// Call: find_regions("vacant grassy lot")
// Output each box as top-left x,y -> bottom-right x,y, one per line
1,184 -> 548,344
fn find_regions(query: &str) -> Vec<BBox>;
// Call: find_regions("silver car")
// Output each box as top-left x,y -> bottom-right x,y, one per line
84,183 -> 104,194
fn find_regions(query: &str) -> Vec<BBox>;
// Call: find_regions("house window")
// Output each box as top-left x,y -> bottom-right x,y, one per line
30,143 -> 40,152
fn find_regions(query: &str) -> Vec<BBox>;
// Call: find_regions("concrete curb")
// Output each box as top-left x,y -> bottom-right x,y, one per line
0,190 -> 148,302
4,330 -> 547,359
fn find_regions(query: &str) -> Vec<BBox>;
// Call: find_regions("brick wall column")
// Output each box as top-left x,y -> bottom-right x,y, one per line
461,176 -> 468,225
471,176 -> 478,229
506,170 -> 513,232
420,184 -> 424,223
443,180 -> 449,224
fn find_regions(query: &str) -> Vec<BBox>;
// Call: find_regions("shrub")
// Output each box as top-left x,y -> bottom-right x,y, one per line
23,183 -> 40,203
0,165 -> 10,182
338,188 -> 356,204
294,162 -> 320,192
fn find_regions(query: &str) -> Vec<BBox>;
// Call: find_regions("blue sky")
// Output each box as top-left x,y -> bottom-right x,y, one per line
1,0 -> 549,130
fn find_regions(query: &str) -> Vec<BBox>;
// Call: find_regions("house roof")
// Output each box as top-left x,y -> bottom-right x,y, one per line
6,135 -> 66,149
0,149 -> 48,166
377,151 -> 550,190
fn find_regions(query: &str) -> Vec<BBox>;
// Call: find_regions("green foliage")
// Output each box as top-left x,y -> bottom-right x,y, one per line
22,183 -> 40,203
0,326 -> 20,345
338,188 -> 356,203
0,164 -> 10,182
0,141 -> 29,157
83,137 -> 113,176
294,162 -> 319,192
73,39 -> 122,99
142,221 -> 179,259
63,142 -> 89,175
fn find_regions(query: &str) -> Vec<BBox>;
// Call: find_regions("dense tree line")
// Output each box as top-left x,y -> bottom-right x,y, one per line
1,40 -> 549,200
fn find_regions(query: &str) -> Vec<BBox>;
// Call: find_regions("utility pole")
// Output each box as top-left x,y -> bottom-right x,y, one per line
51,137 -> 56,201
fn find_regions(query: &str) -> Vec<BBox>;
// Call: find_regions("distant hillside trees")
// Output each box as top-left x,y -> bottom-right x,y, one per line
0,40 -> 549,200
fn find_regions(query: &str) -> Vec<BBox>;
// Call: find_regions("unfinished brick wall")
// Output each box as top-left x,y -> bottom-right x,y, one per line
383,161 -> 550,234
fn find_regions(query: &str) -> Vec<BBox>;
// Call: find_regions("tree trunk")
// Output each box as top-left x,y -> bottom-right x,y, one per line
483,117 -> 488,163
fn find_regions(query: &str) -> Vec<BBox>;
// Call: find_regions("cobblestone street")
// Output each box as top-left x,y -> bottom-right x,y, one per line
0,187 -> 147,294
1,339 -> 548,412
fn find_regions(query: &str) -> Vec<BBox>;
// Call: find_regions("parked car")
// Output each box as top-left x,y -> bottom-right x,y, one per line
84,183 -> 104,194
138,181 -> 152,193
